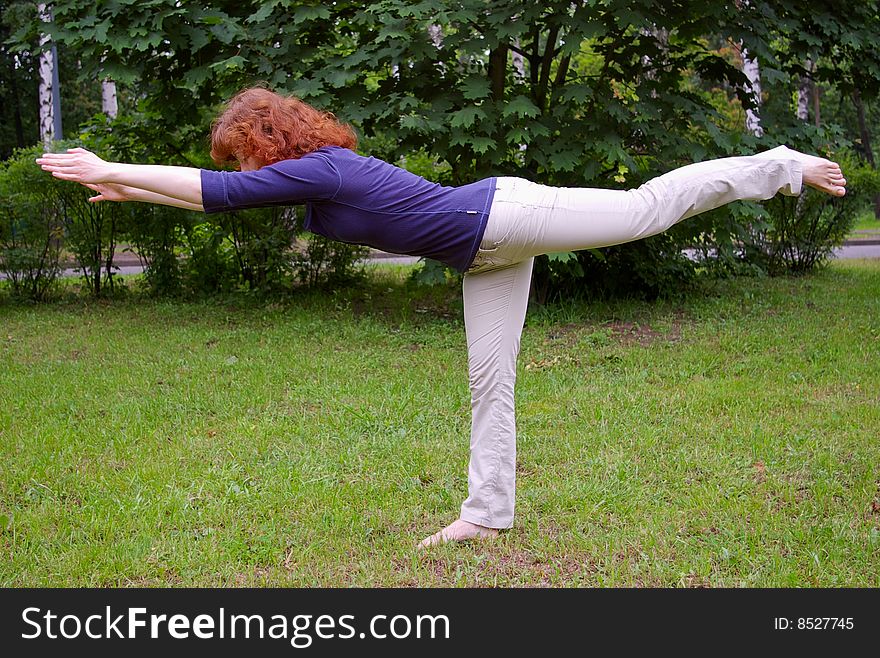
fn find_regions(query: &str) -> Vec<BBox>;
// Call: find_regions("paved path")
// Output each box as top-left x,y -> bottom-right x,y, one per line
2,243 -> 878,281
833,243 -> 880,259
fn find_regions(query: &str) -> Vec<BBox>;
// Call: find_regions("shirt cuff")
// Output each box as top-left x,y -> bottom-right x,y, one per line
200,169 -> 228,214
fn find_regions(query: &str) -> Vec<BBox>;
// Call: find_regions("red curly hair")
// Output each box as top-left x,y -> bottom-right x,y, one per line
210,87 -> 358,166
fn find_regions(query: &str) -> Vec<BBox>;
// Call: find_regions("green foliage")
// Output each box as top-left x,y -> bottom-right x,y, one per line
410,258 -> 450,286
179,220 -> 239,294
0,2 -> 39,158
123,205 -> 188,298
220,206 -> 299,293
0,145 -> 64,300
54,166 -> 124,297
7,0 -> 880,297
292,234 -> 369,288
78,113 -> 213,296
740,151 -> 877,276
747,191 -> 856,275
693,152 -> 877,277
836,150 -> 880,210
533,235 -> 699,302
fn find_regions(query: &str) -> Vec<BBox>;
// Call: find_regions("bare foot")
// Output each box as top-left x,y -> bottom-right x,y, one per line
801,155 -> 847,197
418,519 -> 499,549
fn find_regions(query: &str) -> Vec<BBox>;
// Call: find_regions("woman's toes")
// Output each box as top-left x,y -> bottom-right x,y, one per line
417,519 -> 499,548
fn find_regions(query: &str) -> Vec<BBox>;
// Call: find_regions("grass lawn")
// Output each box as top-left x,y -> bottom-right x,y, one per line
1,259 -> 878,587
852,210 -> 880,234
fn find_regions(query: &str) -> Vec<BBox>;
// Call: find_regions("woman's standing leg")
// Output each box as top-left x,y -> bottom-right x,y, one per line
419,257 -> 534,547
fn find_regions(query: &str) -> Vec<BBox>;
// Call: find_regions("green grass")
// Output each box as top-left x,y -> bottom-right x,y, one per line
1,260 -> 879,587
852,210 -> 880,233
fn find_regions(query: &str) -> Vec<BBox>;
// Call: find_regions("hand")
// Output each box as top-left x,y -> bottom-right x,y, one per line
81,182 -> 132,203
36,147 -> 115,184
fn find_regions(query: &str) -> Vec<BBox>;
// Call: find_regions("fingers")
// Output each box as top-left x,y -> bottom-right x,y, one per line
38,152 -> 77,160
37,150 -> 95,164
49,170 -> 82,181
48,170 -> 83,182
36,153 -> 91,182
36,154 -> 77,173
88,195 -> 105,203
37,153 -> 79,165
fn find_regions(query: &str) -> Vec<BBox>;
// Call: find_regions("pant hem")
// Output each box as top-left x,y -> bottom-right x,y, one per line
459,508 -> 514,530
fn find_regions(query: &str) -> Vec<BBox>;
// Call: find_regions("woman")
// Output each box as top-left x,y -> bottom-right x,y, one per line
36,87 -> 847,549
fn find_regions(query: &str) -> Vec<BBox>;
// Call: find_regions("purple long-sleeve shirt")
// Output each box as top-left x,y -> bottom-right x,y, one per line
200,146 -> 496,273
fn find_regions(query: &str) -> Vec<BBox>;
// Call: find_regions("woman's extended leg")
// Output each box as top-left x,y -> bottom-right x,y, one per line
484,146 -> 846,263
419,257 -> 534,547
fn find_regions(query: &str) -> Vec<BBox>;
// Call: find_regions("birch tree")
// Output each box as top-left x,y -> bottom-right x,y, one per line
739,43 -> 764,137
37,3 -> 58,146
796,59 -> 812,122
101,78 -> 117,118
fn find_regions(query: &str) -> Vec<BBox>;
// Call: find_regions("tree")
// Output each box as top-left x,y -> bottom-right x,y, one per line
101,78 -> 117,119
10,0 -> 880,295
0,1 -> 37,157
36,3 -> 62,146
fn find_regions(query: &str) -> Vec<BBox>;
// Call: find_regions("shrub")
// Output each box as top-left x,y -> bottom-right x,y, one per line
0,145 -> 65,301
531,233 -> 698,303
747,191 -> 855,275
179,220 -> 240,295
742,152 -> 877,275
56,175 -> 124,297
122,204 -> 190,298
220,206 -> 299,293
292,233 -> 369,288
77,113 -> 371,297
79,114 -> 199,297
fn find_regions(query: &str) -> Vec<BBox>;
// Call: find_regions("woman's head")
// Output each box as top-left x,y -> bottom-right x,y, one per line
210,87 -> 357,168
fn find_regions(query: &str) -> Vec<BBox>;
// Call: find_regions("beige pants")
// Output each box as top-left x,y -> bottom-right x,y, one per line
459,145 -> 805,528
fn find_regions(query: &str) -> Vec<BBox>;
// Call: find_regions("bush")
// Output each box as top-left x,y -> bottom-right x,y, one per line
747,191 -> 855,275
56,171 -> 124,297
76,113 -> 371,297
123,203 -> 190,298
220,206 -> 299,293
0,145 -> 65,301
292,233 -> 369,287
79,114 -> 200,297
531,233 -> 698,303
179,220 -> 240,294
741,152 -> 877,275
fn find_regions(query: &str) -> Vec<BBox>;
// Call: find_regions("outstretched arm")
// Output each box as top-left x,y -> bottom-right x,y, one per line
37,148 -> 204,210
82,182 -> 204,212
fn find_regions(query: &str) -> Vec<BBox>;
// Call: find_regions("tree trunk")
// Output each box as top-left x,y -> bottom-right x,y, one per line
853,87 -> 876,167
38,3 -> 57,147
797,59 -> 812,122
740,44 -> 764,138
529,25 -> 540,87
733,0 -> 763,137
488,44 -> 507,101
511,37 -> 525,80
427,24 -> 442,48
640,26 -> 668,98
102,79 -> 118,118
853,86 -> 880,218
536,25 -> 559,110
